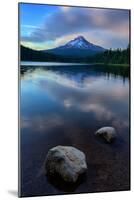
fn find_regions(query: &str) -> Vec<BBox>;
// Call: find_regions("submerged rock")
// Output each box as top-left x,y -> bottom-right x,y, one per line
45,145 -> 87,183
95,126 -> 117,143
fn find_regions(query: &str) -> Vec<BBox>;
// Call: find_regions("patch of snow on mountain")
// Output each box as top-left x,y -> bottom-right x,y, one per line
58,36 -> 105,52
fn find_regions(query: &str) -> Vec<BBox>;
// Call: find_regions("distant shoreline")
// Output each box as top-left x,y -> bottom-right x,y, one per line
20,61 -> 129,67
20,61 -> 91,66
92,63 -> 129,67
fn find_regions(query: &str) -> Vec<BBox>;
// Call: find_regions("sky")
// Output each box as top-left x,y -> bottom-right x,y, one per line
19,3 -> 130,50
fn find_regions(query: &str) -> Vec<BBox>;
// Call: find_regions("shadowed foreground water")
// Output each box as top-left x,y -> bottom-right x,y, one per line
20,64 -> 130,197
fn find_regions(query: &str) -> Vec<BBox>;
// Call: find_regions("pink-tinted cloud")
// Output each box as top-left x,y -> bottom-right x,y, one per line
21,6 -> 130,49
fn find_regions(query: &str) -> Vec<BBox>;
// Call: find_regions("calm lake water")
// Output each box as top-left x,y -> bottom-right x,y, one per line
20,63 -> 130,197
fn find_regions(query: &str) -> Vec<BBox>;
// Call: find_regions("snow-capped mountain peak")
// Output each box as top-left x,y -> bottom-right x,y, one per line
58,36 -> 105,52
43,36 -> 106,57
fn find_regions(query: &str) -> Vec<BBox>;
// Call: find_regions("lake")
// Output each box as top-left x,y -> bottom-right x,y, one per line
20,63 -> 130,197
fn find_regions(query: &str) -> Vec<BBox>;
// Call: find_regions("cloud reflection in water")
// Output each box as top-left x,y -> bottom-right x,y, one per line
21,66 -> 129,133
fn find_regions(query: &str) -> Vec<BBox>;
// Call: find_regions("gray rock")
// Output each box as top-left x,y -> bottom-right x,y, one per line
95,126 -> 117,143
45,145 -> 87,183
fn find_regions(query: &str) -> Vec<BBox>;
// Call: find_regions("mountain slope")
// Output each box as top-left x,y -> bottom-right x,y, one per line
58,36 -> 105,51
43,36 -> 106,57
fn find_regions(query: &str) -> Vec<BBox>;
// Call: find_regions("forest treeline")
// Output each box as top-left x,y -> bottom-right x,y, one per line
21,45 -> 130,65
88,45 -> 130,65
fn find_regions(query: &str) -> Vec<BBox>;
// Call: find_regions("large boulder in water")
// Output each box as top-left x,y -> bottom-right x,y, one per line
95,126 -> 117,143
45,145 -> 87,183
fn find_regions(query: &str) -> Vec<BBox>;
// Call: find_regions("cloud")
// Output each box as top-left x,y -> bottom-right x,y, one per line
21,7 -> 129,48
21,24 -> 38,29
60,6 -> 71,12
